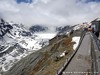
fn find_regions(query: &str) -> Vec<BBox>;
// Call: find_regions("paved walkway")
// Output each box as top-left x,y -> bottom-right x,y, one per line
62,33 -> 92,75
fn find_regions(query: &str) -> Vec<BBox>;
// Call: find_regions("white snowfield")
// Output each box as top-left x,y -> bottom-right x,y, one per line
0,33 -> 56,73
72,37 -> 80,50
34,33 -> 56,39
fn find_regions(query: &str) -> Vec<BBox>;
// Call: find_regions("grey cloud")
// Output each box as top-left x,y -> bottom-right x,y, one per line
0,0 -> 100,27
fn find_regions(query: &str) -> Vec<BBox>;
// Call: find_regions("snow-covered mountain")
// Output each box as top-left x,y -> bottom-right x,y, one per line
29,25 -> 48,33
0,19 -> 56,74
0,19 -> 46,51
56,26 -> 70,33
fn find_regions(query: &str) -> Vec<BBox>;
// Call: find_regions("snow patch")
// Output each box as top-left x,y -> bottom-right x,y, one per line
72,37 -> 80,50
34,33 -> 56,39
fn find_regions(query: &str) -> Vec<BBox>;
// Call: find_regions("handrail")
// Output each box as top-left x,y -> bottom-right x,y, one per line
56,30 -> 86,75
91,33 -> 100,51
90,32 -> 100,75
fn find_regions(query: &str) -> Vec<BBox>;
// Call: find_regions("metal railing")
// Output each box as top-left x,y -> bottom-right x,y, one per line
91,32 -> 100,75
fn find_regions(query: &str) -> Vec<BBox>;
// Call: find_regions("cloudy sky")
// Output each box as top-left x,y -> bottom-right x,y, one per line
0,0 -> 100,27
